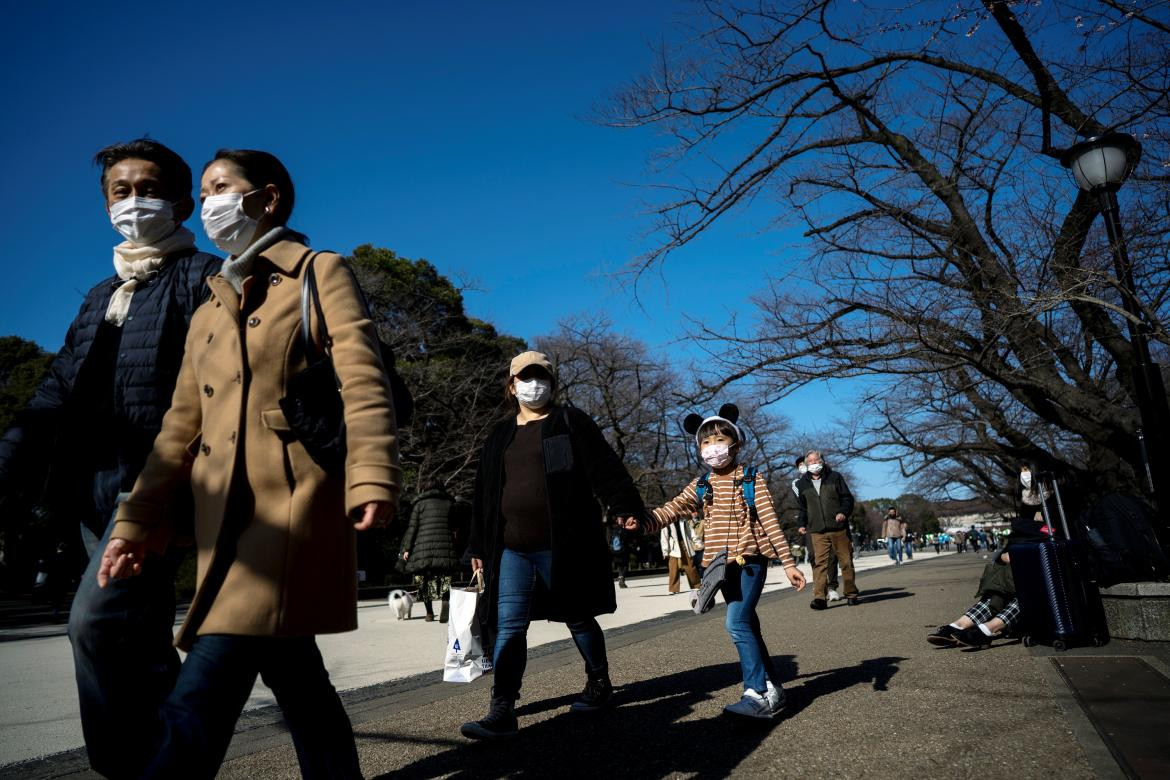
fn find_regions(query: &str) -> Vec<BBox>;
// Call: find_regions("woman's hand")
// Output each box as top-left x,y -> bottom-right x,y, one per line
97,538 -> 148,587
618,515 -> 640,532
1000,551 -> 1010,564
785,565 -> 807,592
353,501 -> 393,531
470,557 -> 483,573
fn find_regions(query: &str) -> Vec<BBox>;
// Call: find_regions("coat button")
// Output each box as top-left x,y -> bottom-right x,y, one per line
207,332 -> 214,343
215,301 -> 221,308
248,316 -> 261,328
270,274 -> 283,286
203,384 -> 214,397
234,371 -> 242,384
201,443 -> 211,456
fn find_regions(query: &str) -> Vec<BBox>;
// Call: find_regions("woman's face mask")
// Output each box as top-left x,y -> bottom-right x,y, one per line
201,190 -> 260,256
109,196 -> 175,245
1020,470 -> 1033,488
514,377 -> 552,409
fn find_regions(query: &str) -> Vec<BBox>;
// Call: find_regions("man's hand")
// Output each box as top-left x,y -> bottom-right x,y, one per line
1001,551 -> 1010,564
618,515 -> 639,532
401,550 -> 410,562
353,501 -> 393,531
785,565 -> 807,591
835,513 -> 846,522
470,557 -> 483,573
798,526 -> 807,535
97,538 -> 148,587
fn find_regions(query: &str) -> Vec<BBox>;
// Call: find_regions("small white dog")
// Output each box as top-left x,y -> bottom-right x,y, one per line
388,589 -> 415,620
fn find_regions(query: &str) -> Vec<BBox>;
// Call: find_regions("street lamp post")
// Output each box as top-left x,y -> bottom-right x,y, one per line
1062,133 -> 1170,539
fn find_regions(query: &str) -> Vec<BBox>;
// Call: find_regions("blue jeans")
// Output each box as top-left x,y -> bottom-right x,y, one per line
887,538 -> 903,562
68,503 -> 181,779
493,548 -> 608,700
146,634 -> 360,779
722,559 -> 774,694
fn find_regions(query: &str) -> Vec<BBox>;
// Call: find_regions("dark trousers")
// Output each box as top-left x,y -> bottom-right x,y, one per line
146,634 -> 360,779
493,548 -> 608,700
68,510 -> 181,779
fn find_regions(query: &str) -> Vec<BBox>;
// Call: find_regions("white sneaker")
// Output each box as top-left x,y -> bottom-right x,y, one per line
724,688 -> 777,719
827,589 -> 841,602
764,680 -> 785,714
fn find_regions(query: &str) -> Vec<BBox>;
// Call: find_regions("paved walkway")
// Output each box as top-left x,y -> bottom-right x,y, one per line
5,550 -> 1169,778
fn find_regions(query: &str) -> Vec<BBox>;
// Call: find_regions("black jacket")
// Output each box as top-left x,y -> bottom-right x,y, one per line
468,405 -> 645,627
795,467 -> 855,534
402,488 -> 461,574
0,249 -> 221,534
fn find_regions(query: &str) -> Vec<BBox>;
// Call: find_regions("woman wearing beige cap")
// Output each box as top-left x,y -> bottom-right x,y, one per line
461,351 -> 645,739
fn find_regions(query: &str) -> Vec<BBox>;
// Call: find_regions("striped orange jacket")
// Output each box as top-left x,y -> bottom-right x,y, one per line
647,464 -> 796,567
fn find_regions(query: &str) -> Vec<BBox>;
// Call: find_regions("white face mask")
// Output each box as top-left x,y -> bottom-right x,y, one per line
798,464 -> 808,474
109,197 -> 175,245
807,462 -> 824,475
201,190 -> 260,255
514,378 -> 552,409
1020,471 -> 1033,488
701,443 -> 733,469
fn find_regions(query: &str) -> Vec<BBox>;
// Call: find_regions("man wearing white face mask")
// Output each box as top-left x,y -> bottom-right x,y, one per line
0,138 -> 220,778
794,450 -> 859,609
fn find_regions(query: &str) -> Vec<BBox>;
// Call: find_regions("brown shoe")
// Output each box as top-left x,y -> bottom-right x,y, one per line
425,615 -> 435,622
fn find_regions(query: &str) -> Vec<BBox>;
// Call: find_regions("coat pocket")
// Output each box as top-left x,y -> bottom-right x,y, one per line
184,432 -> 204,459
543,434 -> 575,474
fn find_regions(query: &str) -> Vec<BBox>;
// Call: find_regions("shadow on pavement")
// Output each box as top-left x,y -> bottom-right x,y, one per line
364,654 -> 905,779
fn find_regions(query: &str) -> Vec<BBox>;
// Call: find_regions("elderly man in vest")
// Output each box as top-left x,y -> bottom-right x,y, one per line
794,450 -> 860,610
0,139 -> 220,778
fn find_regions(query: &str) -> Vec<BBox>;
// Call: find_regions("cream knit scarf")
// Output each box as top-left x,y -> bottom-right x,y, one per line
218,226 -> 295,293
106,227 -> 197,325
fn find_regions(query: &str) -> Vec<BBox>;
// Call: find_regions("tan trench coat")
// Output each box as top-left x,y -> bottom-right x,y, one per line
114,240 -> 401,649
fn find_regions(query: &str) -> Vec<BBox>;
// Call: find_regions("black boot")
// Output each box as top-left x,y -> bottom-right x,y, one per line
460,693 -> 518,739
570,674 -> 613,712
439,599 -> 450,623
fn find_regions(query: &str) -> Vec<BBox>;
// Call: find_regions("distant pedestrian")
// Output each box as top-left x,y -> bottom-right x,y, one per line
611,527 -> 629,588
904,530 -> 915,560
461,351 -> 645,740
401,481 -> 462,623
690,509 -> 705,580
882,507 -> 906,565
660,517 -> 700,593
795,451 -> 859,609
636,404 -> 805,719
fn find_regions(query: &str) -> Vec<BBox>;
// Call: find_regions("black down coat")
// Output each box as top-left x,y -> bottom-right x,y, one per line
468,405 -> 646,630
0,249 -> 221,533
402,488 -> 461,574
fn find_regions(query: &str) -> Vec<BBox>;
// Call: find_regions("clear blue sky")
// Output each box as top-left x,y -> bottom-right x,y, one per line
0,1 -> 904,498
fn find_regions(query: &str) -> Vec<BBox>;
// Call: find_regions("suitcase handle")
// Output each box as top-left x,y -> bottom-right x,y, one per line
1035,472 -> 1071,540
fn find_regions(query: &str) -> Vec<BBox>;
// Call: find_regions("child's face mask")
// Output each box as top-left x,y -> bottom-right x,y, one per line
701,442 -> 733,468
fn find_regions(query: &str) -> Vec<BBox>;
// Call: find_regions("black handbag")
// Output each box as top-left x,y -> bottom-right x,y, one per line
279,254 -> 413,476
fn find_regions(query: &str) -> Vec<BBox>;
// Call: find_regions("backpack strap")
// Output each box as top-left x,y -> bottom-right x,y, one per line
740,466 -> 757,507
695,472 -> 712,506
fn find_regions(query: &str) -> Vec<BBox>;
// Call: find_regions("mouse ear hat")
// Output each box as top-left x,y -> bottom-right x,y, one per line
686,403 -> 744,447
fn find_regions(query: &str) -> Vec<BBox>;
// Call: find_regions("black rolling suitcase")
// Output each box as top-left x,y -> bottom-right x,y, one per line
1008,475 -> 1109,651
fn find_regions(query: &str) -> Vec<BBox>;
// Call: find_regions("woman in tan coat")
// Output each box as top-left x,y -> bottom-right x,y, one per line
98,149 -> 400,779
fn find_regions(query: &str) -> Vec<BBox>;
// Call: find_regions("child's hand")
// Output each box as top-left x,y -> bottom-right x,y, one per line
785,565 -> 807,591
618,516 -> 640,532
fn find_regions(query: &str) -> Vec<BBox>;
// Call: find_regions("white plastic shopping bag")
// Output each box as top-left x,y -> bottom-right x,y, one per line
443,571 -> 492,682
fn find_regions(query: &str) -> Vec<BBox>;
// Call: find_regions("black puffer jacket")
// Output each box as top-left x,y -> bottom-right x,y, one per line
0,249 -> 221,533
402,488 -> 461,574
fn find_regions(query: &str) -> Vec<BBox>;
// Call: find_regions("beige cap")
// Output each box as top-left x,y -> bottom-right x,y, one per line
510,350 -> 554,377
